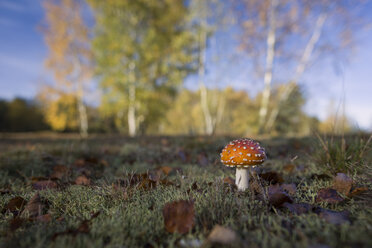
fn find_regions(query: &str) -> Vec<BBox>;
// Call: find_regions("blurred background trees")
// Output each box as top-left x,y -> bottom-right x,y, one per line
88,0 -> 197,136
39,0 -> 93,137
0,98 -> 48,132
0,0 -> 368,136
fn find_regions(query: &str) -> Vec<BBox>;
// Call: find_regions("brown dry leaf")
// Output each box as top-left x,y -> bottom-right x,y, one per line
311,174 -> 332,180
32,180 -> 58,190
34,213 -> 52,223
283,202 -> 313,215
31,176 -> 50,182
73,158 -> 87,167
260,171 -> 284,184
9,217 -> 24,232
2,196 -> 27,215
21,193 -> 46,218
332,173 -> 353,195
75,175 -> 91,186
316,188 -> 344,204
348,187 -> 368,197
138,178 -> 157,190
208,225 -> 239,245
99,159 -> 109,167
314,208 -> 350,225
50,165 -> 69,179
150,166 -> 175,180
223,176 -> 237,191
159,166 -> 175,176
128,173 -> 148,186
163,200 -> 195,234
283,164 -> 296,173
223,177 -> 235,186
52,211 -> 100,240
268,184 -> 293,207
159,179 -> 174,187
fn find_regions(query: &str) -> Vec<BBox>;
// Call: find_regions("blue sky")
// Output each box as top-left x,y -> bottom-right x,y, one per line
0,0 -> 371,130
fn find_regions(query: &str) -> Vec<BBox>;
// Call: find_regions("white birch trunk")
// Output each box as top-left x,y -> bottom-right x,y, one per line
74,59 -> 88,138
265,13 -> 327,132
128,83 -> 136,137
77,93 -> 88,138
258,0 -> 278,134
198,17 -> 214,136
236,168 -> 250,191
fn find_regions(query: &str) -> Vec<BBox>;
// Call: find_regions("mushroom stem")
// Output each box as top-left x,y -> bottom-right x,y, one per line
235,168 -> 249,191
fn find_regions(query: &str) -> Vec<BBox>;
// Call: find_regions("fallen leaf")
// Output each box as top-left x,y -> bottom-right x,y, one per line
159,166 -> 173,176
9,217 -> 24,232
332,173 -> 353,195
348,187 -> 368,197
208,225 -> 239,245
260,171 -> 284,184
52,211 -> 100,240
34,213 -> 52,223
32,180 -> 58,190
31,176 -> 50,182
138,178 -> 157,190
163,200 -> 195,234
283,164 -> 296,173
99,159 -> 109,167
222,176 -> 237,191
22,193 -> 46,218
223,177 -> 235,186
316,188 -> 344,204
128,173 -> 148,186
75,175 -> 91,186
2,196 -> 27,215
311,174 -> 332,180
159,179 -> 174,187
283,202 -> 313,215
268,184 -> 293,207
314,208 -> 350,225
50,165 -> 69,179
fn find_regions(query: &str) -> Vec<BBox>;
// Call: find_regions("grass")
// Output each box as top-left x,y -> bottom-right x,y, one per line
0,134 -> 371,248
314,133 -> 372,174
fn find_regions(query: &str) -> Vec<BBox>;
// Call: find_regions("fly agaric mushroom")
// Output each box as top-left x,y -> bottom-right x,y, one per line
220,138 -> 266,191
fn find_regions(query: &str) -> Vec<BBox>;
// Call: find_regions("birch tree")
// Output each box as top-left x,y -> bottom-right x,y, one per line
42,0 -> 92,137
89,0 -> 197,136
238,0 -> 300,134
238,0 -> 367,134
190,0 -> 232,135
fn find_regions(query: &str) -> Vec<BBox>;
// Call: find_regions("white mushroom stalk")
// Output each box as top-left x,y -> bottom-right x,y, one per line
235,167 -> 250,191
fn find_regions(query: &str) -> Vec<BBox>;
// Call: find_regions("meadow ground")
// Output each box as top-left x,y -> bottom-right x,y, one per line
0,133 -> 371,248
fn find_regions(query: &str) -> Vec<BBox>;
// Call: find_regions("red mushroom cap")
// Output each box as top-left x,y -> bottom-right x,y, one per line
220,138 -> 266,168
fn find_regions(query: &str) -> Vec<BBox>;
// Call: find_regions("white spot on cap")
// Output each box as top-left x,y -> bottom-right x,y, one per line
247,154 -> 251,157
243,146 -> 246,149
250,147 -> 254,150
233,148 -> 236,151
